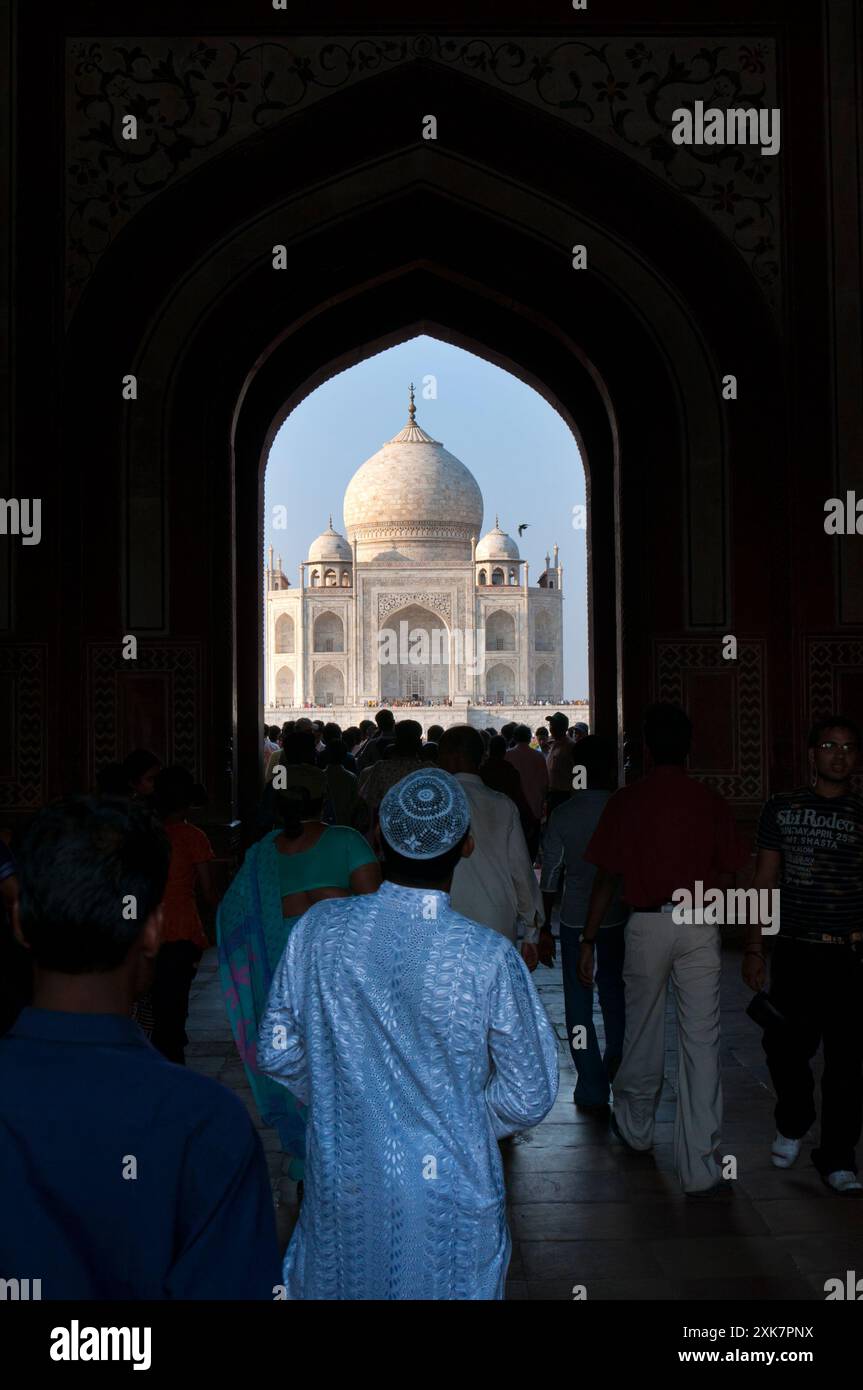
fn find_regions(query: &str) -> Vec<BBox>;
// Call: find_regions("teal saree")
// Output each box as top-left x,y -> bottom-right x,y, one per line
216,831 -> 307,1180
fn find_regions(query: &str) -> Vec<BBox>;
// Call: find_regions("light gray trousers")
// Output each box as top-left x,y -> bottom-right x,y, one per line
612,911 -> 722,1194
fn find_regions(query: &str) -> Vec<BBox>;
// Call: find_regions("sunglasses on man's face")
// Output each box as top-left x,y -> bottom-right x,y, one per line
817,741 -> 858,753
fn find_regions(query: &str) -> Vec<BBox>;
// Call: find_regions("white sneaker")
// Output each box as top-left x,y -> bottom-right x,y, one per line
823,1170 -> 863,1195
771,1132 -> 802,1168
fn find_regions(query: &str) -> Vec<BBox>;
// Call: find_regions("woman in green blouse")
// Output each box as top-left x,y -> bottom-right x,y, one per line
217,764 -> 381,1179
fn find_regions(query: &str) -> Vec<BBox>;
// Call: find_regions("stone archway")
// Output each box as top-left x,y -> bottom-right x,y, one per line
62,54 -> 786,830
275,665 -> 295,704
313,664 -> 345,707
275,613 -> 294,654
486,609 -> 516,654
535,665 -> 554,703
378,603 -> 450,702
486,663 -> 516,704
313,611 -> 345,653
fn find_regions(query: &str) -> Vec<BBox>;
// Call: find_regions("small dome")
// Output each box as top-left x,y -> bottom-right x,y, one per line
308,517 -> 352,563
476,517 -> 520,562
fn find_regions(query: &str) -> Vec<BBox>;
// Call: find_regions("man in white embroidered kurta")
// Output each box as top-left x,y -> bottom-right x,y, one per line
257,769 -> 559,1301
438,726 -> 543,948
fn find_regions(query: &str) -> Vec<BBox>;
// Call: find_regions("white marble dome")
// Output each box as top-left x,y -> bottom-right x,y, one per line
308,518 -> 352,563
343,393 -> 483,562
476,518 -> 520,562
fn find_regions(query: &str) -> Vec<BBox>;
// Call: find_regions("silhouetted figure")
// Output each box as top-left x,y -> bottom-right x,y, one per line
580,704 -> 747,1195
745,715 -> 863,1194
0,797 -> 280,1298
150,767 -> 219,1066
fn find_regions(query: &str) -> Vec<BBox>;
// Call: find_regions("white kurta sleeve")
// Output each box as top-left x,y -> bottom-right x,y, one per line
507,802 -> 543,943
485,945 -> 559,1138
257,926 -> 310,1104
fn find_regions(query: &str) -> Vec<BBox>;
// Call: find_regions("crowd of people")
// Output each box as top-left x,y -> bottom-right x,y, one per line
0,703 -> 861,1300
270,696 -> 589,712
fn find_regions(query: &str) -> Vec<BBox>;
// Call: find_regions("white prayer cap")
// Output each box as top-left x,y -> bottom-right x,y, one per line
379,768 -> 470,860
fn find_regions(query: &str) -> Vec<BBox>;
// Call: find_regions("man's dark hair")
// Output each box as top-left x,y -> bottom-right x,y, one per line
535,726 -> 548,739
16,797 -> 170,973
153,765 -> 207,817
500,722 -> 517,744
280,721 -> 295,741
322,721 -> 342,745
359,719 -> 376,737
122,748 -> 161,789
342,726 -> 362,750
807,714 -> 861,749
381,830 -> 470,888
427,724 -> 444,744
274,785 -> 325,840
571,735 -> 618,792
438,725 -> 484,770
376,708 -> 395,732
268,725 -> 281,740
488,735 -> 507,759
644,703 -> 692,765
512,724 -> 532,744
320,739 -> 349,768
392,720 -> 422,757
281,730 -> 317,766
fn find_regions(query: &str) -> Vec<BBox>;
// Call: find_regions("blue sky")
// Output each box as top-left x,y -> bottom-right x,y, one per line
264,335 -> 588,697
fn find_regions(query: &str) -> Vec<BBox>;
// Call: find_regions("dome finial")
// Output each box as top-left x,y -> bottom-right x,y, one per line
495,513 -> 500,528
328,513 -> 333,529
408,382 -> 416,423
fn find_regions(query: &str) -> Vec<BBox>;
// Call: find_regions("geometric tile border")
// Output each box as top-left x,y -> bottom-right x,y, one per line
654,636 -> 766,802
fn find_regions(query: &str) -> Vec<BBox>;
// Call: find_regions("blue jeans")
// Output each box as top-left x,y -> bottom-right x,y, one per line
559,923 -> 626,1106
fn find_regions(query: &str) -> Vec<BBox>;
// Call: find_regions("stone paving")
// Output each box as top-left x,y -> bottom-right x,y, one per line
187,937 -> 863,1299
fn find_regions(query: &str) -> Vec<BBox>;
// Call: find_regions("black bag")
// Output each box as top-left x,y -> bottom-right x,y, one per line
746,990 -> 787,1030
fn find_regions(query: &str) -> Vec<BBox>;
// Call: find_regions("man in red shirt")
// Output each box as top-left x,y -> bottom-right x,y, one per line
578,704 -> 748,1195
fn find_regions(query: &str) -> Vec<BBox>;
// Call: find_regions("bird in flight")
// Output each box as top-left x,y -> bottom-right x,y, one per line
517,523 -> 530,537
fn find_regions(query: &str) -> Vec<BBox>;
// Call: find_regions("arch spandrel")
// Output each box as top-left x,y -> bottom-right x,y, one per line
66,35 -> 781,321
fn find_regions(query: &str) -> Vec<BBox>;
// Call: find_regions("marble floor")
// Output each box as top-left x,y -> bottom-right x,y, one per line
186,938 -> 863,1300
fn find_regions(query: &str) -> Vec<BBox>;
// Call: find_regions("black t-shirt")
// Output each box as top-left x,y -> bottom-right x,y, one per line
756,788 -> 863,939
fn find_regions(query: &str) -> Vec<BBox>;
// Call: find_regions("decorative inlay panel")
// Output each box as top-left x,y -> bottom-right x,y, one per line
805,636 -> 863,714
87,641 -> 202,785
66,33 -> 780,316
654,637 -> 766,801
0,646 -> 47,811
378,591 -> 452,623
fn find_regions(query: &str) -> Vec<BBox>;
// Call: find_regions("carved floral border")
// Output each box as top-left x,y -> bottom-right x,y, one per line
66,33 -> 781,318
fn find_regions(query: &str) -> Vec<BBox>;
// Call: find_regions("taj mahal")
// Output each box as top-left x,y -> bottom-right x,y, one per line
264,388 -> 584,730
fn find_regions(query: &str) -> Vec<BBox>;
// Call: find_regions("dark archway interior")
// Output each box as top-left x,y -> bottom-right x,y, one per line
52,48 -> 787,838
7,0 -> 863,1318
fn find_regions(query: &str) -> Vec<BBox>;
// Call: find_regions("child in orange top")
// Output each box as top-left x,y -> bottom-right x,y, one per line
151,767 -> 220,1064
